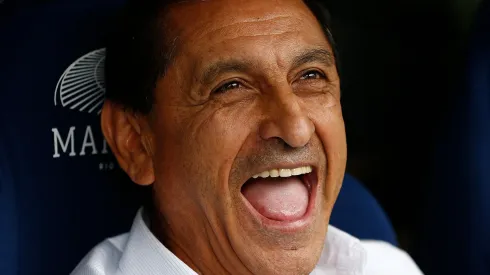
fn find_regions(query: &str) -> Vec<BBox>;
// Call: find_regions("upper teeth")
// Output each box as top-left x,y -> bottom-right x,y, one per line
252,166 -> 313,179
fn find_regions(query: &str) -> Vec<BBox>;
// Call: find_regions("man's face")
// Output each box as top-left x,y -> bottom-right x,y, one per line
147,0 -> 345,274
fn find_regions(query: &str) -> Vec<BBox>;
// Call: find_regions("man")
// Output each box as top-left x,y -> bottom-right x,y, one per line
72,0 -> 423,274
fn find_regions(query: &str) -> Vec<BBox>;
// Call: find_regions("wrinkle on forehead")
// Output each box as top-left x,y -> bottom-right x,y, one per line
160,0 -> 332,90
218,31 -> 301,48
166,0 -> 320,43
201,18 -> 305,43
202,16 -> 300,39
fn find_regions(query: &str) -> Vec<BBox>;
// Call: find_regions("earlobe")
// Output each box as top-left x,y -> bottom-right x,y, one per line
101,101 -> 155,186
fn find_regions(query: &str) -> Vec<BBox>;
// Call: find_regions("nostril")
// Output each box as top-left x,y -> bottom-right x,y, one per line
259,117 -> 314,148
259,92 -> 315,147
282,117 -> 315,148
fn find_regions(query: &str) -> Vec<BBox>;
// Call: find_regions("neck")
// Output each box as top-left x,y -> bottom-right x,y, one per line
148,207 -> 247,275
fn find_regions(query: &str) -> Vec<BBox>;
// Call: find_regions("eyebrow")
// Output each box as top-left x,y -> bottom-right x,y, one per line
199,48 -> 335,85
200,60 -> 255,85
291,48 -> 335,69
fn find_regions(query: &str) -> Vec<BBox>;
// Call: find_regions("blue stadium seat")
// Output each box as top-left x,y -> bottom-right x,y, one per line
0,2 -> 396,274
331,174 -> 397,244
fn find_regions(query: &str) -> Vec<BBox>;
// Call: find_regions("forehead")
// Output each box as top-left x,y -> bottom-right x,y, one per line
166,0 -> 329,57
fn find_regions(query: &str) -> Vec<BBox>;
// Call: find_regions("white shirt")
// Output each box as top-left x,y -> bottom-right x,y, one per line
72,209 -> 423,275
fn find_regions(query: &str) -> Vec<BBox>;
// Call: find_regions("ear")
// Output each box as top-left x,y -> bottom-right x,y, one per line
101,100 -> 155,186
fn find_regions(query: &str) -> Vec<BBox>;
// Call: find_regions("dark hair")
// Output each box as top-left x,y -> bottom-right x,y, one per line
105,0 -> 338,114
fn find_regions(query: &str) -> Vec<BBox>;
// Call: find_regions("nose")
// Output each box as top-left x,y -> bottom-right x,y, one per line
259,91 -> 315,148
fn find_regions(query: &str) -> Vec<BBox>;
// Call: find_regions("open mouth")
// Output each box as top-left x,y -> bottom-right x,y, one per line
240,166 -> 317,223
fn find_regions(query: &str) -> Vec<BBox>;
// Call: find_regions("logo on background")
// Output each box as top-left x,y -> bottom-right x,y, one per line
54,48 -> 106,115
51,48 -> 113,170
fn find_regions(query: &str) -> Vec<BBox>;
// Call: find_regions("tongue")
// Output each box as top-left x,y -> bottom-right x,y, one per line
241,177 -> 309,221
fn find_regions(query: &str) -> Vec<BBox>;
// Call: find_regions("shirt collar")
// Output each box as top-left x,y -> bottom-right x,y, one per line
313,226 -> 366,275
117,208 -> 198,275
117,208 -> 366,275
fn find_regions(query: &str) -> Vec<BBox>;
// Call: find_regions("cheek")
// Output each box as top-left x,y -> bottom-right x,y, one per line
204,100 -> 256,150
306,97 -> 347,198
155,102 -> 256,197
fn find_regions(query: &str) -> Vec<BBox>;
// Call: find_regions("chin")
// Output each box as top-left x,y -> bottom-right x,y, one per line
228,200 -> 330,275
239,236 -> 326,275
